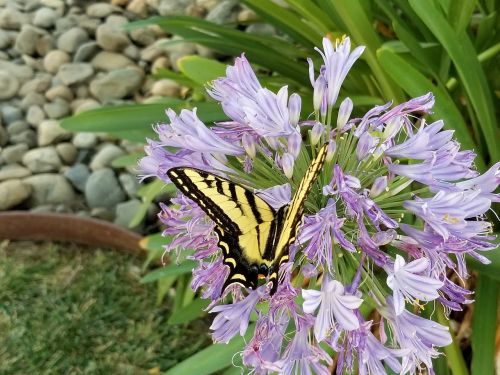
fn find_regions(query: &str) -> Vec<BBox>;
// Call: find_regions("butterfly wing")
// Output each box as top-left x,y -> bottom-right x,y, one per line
268,143 -> 329,292
167,167 -> 276,290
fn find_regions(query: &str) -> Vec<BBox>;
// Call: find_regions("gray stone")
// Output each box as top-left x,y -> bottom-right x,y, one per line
73,132 -> 97,148
114,199 -> 143,230
10,130 -> 37,148
119,173 -> 139,198
1,144 -> 29,164
55,142 -> 77,164
43,98 -> 70,119
151,79 -> 181,97
22,146 -> 62,173
56,63 -> 94,85
14,25 -> 43,55
55,16 -> 78,34
85,168 -> 126,209
57,27 -> 89,53
0,30 -> 12,49
33,7 -> 58,28
0,179 -> 31,210
130,27 -> 155,46
89,143 -> 125,170
0,7 -> 28,30
95,23 -> 129,52
37,119 -> 71,146
45,85 -> 73,101
43,50 -> 71,74
64,163 -> 90,192
158,0 -> 193,16
0,60 -> 34,82
35,34 -> 54,56
24,174 -> 75,206
90,207 -> 115,221
1,105 -> 23,125
73,99 -> 100,114
26,105 -> 46,126
123,44 -> 140,60
91,51 -> 135,71
19,74 -> 52,96
0,71 -> 19,100
0,125 -> 7,147
73,41 -> 100,62
206,0 -> 237,24
21,92 -> 46,110
0,164 -> 31,181
89,67 -> 143,102
87,3 -> 120,18
106,15 -> 129,27
7,121 -> 29,136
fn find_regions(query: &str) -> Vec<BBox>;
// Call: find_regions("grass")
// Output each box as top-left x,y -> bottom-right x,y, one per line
0,241 -> 211,375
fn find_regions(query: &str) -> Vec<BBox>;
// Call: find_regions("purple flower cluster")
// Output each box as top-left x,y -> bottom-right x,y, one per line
141,37 -> 499,374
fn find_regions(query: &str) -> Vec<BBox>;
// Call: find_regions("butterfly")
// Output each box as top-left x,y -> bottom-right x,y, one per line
167,143 -> 328,295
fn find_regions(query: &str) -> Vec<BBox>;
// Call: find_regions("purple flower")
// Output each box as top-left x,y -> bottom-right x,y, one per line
310,37 -> 365,106
210,286 -> 266,343
280,316 -> 332,375
191,257 -> 229,300
255,183 -> 291,210
382,297 -> 452,372
157,108 -> 243,155
386,255 -> 443,315
302,278 -> 363,341
456,161 -> 500,202
404,190 -> 492,240
299,199 -> 355,271
337,97 -> 353,130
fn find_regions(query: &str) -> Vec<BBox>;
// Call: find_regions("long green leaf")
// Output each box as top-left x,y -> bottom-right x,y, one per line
471,274 -> 499,375
177,55 -> 227,85
165,327 -> 253,375
61,100 -> 227,141
141,260 -> 196,283
376,47 -> 485,170
168,298 -> 209,325
410,0 -> 499,163
436,306 -> 469,375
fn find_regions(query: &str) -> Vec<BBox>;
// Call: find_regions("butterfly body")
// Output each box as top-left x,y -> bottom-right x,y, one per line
167,143 -> 327,294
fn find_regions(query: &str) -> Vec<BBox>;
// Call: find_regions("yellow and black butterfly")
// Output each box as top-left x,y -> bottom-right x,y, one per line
167,143 -> 328,295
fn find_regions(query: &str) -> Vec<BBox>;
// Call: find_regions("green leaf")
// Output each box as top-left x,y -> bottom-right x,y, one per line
467,238 -> 500,281
140,232 -> 172,252
111,151 -> 145,168
130,179 -> 170,228
61,100 -> 227,141
177,55 -> 227,85
436,306 -> 469,375
168,298 -> 209,325
471,274 -> 499,375
141,260 -> 196,283
410,0 -> 499,164
377,47 -> 485,170
165,327 -> 253,375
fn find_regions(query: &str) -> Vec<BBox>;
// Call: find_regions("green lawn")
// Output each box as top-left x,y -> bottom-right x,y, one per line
0,242 -> 210,375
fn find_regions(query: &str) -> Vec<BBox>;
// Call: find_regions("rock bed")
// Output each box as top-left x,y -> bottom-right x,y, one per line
0,0 -> 261,232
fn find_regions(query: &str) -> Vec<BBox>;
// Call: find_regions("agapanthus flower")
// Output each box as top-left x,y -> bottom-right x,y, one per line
141,36 -> 499,374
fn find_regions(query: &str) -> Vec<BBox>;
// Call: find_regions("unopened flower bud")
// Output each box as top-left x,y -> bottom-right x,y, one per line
356,132 -> 378,161
242,133 -> 256,158
313,77 -> 327,113
288,131 -> 302,158
311,122 -> 325,145
326,140 -> 336,162
337,97 -> 353,131
282,152 -> 295,179
370,176 -> 388,197
288,93 -> 301,127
